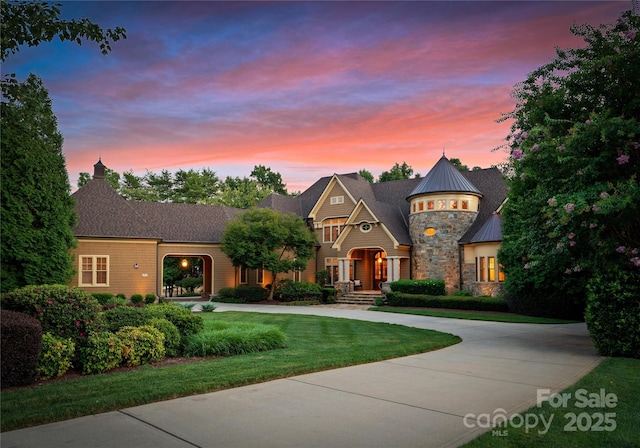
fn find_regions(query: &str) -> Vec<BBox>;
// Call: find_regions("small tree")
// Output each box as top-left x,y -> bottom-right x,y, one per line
221,208 -> 317,300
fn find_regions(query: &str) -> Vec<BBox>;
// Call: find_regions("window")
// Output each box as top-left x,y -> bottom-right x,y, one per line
360,222 -> 372,233
256,267 -> 264,284
330,196 -> 344,205
80,256 -> 109,286
418,202 -> 424,211
488,257 -> 496,282
438,200 -> 447,210
477,257 -> 486,281
412,203 -> 416,213
450,200 -> 458,209
240,266 -> 248,284
292,269 -> 302,282
323,217 -> 346,242
427,201 -> 434,210
325,258 -> 339,285
461,200 -> 469,210
499,264 -> 505,282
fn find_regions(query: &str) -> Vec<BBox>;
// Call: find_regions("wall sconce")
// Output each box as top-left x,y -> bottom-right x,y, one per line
181,258 -> 189,268
134,263 -> 139,269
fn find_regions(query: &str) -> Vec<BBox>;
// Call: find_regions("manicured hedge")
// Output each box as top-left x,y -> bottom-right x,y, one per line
389,279 -> 446,296
1,310 -> 43,388
385,292 -> 509,312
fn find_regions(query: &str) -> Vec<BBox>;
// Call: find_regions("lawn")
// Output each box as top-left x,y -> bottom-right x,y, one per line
369,306 -> 579,324
0,311 -> 460,432
462,357 -> 640,447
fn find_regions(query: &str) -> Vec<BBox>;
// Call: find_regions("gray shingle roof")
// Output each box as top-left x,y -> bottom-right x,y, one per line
407,156 -> 482,199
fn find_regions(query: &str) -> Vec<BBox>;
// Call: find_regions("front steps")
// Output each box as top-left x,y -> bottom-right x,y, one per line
336,291 -> 383,306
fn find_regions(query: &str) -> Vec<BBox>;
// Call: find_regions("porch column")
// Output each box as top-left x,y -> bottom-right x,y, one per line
338,258 -> 350,282
387,256 -> 401,282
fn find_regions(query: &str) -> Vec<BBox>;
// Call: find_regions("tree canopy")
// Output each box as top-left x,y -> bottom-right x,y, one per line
499,8 -> 639,330
221,208 -> 317,300
378,161 -> 419,182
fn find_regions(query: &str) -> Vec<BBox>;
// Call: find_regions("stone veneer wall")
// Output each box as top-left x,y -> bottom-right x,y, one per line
471,282 -> 504,297
409,210 -> 478,294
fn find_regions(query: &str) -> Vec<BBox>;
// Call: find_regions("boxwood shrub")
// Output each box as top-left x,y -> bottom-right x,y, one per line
235,285 -> 267,302
116,325 -> 165,367
389,279 -> 446,296
385,291 -> 509,312
0,310 -> 42,388
102,305 -> 150,332
146,303 -> 204,338
78,331 -> 123,374
276,280 -> 322,302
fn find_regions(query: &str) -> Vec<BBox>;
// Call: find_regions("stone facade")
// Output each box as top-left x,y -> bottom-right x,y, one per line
471,281 -> 504,297
409,210 -> 478,294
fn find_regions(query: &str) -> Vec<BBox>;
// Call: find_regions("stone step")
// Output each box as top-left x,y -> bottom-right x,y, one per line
336,293 -> 382,305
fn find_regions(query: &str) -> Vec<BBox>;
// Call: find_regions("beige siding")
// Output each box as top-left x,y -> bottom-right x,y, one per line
70,239 -> 158,297
315,183 -> 355,219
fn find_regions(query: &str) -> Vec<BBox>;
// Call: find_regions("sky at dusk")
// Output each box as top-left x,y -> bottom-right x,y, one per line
2,1 -> 628,192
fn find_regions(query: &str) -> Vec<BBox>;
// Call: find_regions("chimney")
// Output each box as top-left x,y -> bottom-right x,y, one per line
93,158 -> 106,179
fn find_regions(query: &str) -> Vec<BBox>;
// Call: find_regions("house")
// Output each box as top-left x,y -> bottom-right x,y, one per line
70,156 -> 506,299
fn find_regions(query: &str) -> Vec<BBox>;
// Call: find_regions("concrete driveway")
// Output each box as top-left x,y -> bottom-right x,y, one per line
1,303 -> 601,448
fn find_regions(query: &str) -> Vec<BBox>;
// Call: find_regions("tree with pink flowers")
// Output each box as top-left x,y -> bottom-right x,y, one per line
499,8 -> 639,357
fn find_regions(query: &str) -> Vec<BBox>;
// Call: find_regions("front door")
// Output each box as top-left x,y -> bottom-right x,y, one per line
373,251 -> 387,290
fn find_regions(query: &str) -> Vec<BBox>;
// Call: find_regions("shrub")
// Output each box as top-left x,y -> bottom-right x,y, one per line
235,285 -> 267,302
37,333 -> 75,379
91,292 -> 115,305
389,279 -> 446,296
78,332 -> 123,374
116,325 -> 165,367
102,305 -> 150,333
144,293 -> 157,304
276,280 -> 322,302
146,303 -> 204,338
321,287 -> 336,303
175,277 -> 203,293
183,322 -> 286,357
585,267 -> 640,359
130,294 -> 144,304
148,318 -> 181,357
1,284 -> 102,348
452,290 -> 473,297
0,310 -> 43,388
217,287 -> 236,299
200,303 -> 216,312
385,292 -> 509,312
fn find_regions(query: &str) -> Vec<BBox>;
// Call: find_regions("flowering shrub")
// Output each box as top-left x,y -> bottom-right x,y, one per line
500,10 -> 639,320
1,285 -> 102,348
117,325 -> 165,367
37,333 -> 75,379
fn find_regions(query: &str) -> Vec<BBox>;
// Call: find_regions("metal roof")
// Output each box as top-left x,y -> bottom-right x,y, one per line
469,212 -> 503,243
407,156 -> 482,199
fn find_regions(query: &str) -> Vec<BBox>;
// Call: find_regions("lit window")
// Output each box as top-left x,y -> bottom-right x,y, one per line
425,227 -> 436,236
323,218 -> 346,242
488,257 -> 496,282
418,202 -> 424,211
412,203 -> 416,213
477,257 -> 486,281
80,256 -> 109,286
438,200 -> 447,210
427,201 -> 434,210
450,200 -> 458,209
461,200 -> 469,210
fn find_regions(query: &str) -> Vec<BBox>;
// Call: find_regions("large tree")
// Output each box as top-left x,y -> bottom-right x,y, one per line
378,161 -> 419,182
1,75 -> 77,292
499,7 -> 639,354
1,0 -> 126,292
221,208 -> 317,300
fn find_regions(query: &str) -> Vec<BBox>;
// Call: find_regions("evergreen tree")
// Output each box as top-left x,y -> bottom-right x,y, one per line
1,75 -> 77,292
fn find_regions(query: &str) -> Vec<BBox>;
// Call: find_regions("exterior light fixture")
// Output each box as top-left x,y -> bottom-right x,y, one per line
134,263 -> 139,269
181,258 -> 189,268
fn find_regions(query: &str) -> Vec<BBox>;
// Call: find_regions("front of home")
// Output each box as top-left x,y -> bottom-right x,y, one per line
70,156 -> 506,299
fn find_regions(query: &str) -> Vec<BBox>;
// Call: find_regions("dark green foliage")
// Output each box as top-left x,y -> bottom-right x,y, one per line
275,280 -> 322,302
116,325 -> 165,367
91,292 -> 114,305
322,287 -> 336,303
385,292 -> 509,312
452,290 -> 473,297
101,305 -> 149,332
235,285 -> 267,302
585,267 -> 640,359
144,293 -> 156,304
499,10 -> 639,321
389,279 -> 446,296
1,285 -> 102,347
182,321 -> 286,357
0,75 -> 77,293
37,333 -> 74,380
175,277 -> 202,293
148,318 -> 181,357
78,332 -> 123,374
1,310 -> 42,388
146,303 -> 204,338
130,294 -> 143,304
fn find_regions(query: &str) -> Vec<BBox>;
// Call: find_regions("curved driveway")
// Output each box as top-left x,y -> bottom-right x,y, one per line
2,303 -> 601,448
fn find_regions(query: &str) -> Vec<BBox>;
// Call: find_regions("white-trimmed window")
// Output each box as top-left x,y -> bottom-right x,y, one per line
330,195 -> 344,205
256,267 -> 264,284
291,269 -> 302,282
80,255 -> 109,286
323,217 -> 346,243
240,266 -> 248,284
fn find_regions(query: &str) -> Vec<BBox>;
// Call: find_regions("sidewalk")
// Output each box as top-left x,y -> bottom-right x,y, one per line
0,304 -> 601,448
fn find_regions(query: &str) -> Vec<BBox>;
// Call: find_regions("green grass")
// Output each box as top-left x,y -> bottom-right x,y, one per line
462,357 -> 640,447
0,311 -> 460,432
369,307 -> 579,324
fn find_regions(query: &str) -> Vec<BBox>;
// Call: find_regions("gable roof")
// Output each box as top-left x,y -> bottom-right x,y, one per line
468,212 -> 503,243
407,155 -> 482,199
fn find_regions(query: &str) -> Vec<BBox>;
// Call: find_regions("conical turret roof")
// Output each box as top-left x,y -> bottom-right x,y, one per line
407,155 -> 481,199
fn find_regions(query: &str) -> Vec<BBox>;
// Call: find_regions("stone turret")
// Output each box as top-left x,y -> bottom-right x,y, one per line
406,155 -> 482,294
